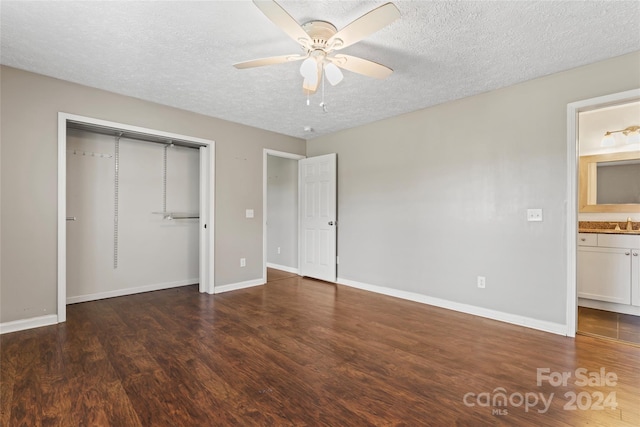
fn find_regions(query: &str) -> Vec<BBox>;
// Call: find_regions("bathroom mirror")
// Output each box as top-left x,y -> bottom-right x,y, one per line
579,151 -> 640,212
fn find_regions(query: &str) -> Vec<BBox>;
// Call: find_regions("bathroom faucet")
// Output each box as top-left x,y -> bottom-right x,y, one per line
627,217 -> 633,231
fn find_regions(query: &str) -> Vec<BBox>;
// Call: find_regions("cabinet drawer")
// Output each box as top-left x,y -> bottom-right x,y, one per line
578,233 -> 597,247
598,234 -> 640,249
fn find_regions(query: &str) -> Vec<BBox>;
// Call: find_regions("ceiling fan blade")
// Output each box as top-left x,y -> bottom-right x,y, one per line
253,0 -> 311,46
327,3 -> 400,50
233,54 -> 306,69
329,54 -> 393,79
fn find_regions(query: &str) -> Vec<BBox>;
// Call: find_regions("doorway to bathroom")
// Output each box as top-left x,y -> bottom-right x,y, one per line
572,94 -> 640,345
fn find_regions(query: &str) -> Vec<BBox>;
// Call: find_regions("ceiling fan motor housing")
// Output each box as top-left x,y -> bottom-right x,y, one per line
301,21 -> 340,50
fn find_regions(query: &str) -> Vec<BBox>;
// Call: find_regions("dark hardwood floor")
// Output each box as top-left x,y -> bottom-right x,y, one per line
578,306 -> 640,346
2,273 -> 640,426
266,267 -> 298,283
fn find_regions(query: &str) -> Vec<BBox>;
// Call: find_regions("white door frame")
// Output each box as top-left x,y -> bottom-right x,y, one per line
262,149 -> 305,283
57,112 -> 216,322
565,88 -> 640,337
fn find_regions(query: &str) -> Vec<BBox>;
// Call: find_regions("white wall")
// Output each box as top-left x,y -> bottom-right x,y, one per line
266,155 -> 298,270
66,130 -> 199,302
307,52 -> 640,329
0,66 -> 305,325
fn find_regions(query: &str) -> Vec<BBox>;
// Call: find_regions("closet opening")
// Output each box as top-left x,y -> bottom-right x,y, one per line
57,113 -> 215,323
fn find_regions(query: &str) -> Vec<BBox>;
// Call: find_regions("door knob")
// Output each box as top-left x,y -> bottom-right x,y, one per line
328,221 -> 334,226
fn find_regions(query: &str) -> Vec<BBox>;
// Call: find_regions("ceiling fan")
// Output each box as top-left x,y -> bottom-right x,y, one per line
234,1 -> 400,96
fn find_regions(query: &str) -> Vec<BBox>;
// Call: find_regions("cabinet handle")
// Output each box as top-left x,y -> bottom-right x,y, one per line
634,252 -> 638,257
625,252 -> 630,255
580,238 -> 586,241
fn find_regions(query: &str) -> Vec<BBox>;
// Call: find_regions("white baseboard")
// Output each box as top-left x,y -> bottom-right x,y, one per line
66,278 -> 198,305
337,277 -> 567,336
214,278 -> 264,294
3,278 -> 567,336
579,298 -> 640,316
0,314 -> 58,335
266,263 -> 299,274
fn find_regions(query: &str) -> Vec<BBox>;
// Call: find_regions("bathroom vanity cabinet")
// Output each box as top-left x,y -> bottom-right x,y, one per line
578,233 -> 640,312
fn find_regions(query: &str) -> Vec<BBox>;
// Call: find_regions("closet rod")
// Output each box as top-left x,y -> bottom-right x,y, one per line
67,121 -> 202,149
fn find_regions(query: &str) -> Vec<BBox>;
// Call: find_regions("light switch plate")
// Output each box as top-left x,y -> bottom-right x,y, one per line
245,209 -> 254,218
527,208 -> 543,222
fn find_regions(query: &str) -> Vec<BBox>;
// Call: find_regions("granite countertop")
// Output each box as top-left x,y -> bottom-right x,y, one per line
579,221 -> 640,235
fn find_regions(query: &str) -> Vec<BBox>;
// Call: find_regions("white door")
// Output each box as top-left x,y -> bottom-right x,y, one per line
199,146 -> 210,293
299,153 -> 337,282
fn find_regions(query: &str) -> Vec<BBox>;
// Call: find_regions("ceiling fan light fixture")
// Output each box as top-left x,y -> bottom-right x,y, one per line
303,74 -> 318,91
324,62 -> 343,86
236,0 -> 400,102
300,57 -> 317,80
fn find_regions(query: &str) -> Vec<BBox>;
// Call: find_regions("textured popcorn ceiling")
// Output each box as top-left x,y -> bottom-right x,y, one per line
1,1 -> 639,139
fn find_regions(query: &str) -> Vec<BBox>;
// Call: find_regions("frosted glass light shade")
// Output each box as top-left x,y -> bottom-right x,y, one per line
303,76 -> 318,90
626,132 -> 640,145
300,57 -> 317,80
600,134 -> 615,147
324,63 -> 343,86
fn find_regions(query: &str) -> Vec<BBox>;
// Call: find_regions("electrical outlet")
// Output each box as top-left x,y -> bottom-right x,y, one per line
240,258 -> 246,267
477,276 -> 486,289
277,247 -> 281,254
527,208 -> 543,222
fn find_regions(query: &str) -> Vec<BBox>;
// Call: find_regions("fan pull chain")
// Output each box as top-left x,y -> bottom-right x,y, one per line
320,68 -> 328,113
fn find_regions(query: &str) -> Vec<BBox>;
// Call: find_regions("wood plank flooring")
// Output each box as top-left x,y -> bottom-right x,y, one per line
266,267 -> 298,282
2,272 -> 640,426
578,306 -> 640,346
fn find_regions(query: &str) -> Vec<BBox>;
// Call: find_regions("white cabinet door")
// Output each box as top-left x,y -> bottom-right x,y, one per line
298,154 -> 337,282
578,247 -> 631,304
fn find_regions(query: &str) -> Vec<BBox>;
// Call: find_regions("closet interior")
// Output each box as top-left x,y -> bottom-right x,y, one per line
66,121 -> 201,304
